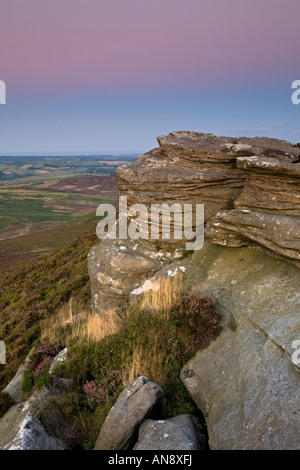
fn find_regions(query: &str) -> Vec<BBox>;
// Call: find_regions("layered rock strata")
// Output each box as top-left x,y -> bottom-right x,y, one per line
206,156 -> 300,267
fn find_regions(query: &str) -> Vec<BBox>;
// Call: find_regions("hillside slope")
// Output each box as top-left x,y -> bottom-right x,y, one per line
0,224 -> 98,389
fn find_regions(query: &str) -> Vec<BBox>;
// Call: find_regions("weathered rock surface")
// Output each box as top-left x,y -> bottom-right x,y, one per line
179,240 -> 300,450
94,376 -> 165,450
0,400 -> 65,450
115,132 -> 246,224
206,156 -> 300,267
3,355 -> 31,404
49,347 -> 68,375
89,132 -> 300,316
115,131 -> 300,226
133,415 -> 206,450
88,238 -> 171,315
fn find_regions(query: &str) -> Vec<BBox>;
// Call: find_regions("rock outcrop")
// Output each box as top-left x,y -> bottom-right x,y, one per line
115,131 -> 300,225
0,400 -> 66,450
94,377 -> 165,450
89,132 -> 300,316
88,238 -> 174,315
87,131 -> 300,450
179,240 -> 300,450
206,156 -> 300,267
133,415 -> 206,450
115,132 -> 245,224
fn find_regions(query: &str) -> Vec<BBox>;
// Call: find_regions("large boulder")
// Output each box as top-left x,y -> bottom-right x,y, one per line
88,239 -> 171,315
206,156 -> 300,267
94,376 -> 165,450
133,415 -> 206,450
180,240 -> 300,450
0,400 -> 65,450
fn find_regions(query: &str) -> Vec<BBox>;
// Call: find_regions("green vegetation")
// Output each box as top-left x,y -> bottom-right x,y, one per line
0,212 -> 105,271
0,155 -> 137,186
0,188 -> 114,231
0,225 -> 98,389
0,201 -> 221,449
0,157 -> 121,267
18,274 -> 221,449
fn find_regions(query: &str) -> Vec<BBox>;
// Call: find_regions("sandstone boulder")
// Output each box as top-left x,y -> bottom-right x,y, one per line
88,238 -> 171,315
115,132 -> 247,224
3,353 -> 32,404
133,415 -> 206,450
94,376 -> 165,450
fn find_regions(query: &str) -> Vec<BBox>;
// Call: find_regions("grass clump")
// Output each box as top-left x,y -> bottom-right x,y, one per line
22,342 -> 58,392
41,301 -> 121,348
32,384 -> 84,449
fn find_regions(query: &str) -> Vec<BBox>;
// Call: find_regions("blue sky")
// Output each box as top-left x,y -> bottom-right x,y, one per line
0,0 -> 299,154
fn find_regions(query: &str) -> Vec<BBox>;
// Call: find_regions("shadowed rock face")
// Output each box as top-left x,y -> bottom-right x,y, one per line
206,156 -> 300,267
171,240 -> 300,450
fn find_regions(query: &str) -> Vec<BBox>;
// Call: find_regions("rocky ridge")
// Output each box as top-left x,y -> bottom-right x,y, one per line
87,131 -> 300,450
89,131 -> 300,317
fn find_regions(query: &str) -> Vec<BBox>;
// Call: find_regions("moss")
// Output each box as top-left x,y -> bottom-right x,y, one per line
22,370 -> 34,392
35,372 -> 51,391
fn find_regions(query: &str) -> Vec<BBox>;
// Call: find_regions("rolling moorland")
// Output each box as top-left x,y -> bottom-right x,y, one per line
0,155 -> 136,268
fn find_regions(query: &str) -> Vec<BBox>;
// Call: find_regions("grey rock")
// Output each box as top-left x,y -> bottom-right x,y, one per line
0,400 -> 65,450
3,353 -> 32,404
115,132 -> 247,227
115,132 -> 300,236
180,240 -> 300,450
133,415 -> 206,450
88,239 -> 169,315
49,347 -> 68,375
94,376 -> 165,450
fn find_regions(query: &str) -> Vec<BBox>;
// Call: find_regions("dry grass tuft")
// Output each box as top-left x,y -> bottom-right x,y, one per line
139,275 -> 183,314
121,339 -> 170,388
121,275 -> 184,387
86,309 -> 121,343
41,298 -> 120,346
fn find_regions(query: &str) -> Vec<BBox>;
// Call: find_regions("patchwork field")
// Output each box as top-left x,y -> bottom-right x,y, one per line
0,154 -> 136,186
0,155 -> 136,267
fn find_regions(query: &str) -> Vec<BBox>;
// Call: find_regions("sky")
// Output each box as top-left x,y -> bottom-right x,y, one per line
0,0 -> 300,154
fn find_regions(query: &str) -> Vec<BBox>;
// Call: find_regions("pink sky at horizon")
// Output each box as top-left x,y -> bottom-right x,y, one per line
1,0 -> 299,153
1,0 -> 299,94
